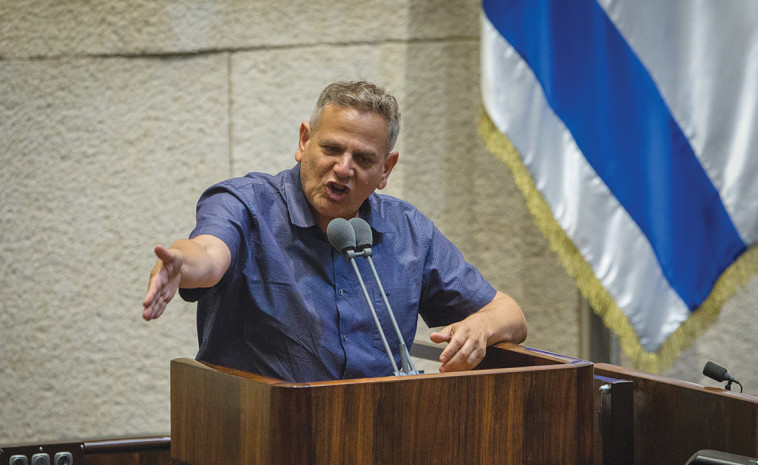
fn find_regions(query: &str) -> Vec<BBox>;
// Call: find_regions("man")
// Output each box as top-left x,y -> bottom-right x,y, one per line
142,81 -> 526,382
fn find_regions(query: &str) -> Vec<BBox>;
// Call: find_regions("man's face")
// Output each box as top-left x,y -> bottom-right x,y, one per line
295,104 -> 399,232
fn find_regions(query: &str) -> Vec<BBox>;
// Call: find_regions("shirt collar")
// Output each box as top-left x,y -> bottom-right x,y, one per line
284,164 -> 317,228
361,196 -> 393,235
284,163 -> 393,235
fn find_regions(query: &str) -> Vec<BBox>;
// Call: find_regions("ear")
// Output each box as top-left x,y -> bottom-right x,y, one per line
295,122 -> 311,163
377,151 -> 399,190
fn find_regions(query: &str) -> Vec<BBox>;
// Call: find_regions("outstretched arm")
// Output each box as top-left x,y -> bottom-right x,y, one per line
141,234 -> 231,321
429,291 -> 526,373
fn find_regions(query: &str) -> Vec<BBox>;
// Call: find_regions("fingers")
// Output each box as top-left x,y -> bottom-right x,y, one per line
142,245 -> 178,321
154,245 -> 175,263
435,325 -> 486,373
143,287 -> 172,321
439,341 -> 485,372
143,265 -> 178,320
429,325 -> 452,344
143,258 -> 165,309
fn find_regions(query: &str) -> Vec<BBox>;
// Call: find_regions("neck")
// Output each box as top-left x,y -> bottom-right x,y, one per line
313,209 -> 359,234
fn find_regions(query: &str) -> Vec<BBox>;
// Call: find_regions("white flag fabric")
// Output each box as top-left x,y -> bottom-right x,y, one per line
480,0 -> 758,371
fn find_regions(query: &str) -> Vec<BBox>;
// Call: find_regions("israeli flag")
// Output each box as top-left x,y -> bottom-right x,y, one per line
480,0 -> 758,371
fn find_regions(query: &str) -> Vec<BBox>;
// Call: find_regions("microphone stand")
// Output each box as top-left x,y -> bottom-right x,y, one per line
328,217 -> 422,377
345,251 -> 399,374
725,379 -> 743,392
348,247 -> 422,376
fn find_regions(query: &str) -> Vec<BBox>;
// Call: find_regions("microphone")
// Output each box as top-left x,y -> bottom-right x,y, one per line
703,361 -> 743,392
349,216 -> 373,250
326,218 -> 399,375
326,217 -> 356,254
348,218 -> 421,375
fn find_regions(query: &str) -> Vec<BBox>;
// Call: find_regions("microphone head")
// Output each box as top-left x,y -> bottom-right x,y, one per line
703,361 -> 729,382
349,217 -> 373,250
327,218 -> 356,254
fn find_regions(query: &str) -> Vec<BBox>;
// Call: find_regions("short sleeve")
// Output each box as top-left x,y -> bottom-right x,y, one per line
178,185 -> 251,302
418,225 -> 497,327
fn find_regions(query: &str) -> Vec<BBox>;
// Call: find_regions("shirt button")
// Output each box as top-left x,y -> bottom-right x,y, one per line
338,289 -> 344,296
342,335 -> 348,342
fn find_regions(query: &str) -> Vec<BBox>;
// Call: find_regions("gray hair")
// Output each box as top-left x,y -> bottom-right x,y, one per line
309,81 -> 401,152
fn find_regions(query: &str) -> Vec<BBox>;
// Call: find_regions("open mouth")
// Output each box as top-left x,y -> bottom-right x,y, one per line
326,181 -> 350,197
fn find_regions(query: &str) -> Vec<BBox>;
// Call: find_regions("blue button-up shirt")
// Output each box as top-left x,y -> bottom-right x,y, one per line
179,165 -> 496,382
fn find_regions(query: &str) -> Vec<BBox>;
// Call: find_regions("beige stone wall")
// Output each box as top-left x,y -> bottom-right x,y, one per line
1,0 -> 756,445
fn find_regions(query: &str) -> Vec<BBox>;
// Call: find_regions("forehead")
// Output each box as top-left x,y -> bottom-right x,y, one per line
313,105 -> 389,153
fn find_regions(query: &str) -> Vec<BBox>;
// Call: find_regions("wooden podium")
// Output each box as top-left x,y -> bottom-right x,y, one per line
595,363 -> 758,465
170,343 -> 594,465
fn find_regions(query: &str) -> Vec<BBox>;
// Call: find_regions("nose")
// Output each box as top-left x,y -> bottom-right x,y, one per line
333,154 -> 354,177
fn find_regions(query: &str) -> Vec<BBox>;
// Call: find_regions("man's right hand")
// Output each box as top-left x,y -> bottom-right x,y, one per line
142,245 -> 184,321
141,235 -> 232,321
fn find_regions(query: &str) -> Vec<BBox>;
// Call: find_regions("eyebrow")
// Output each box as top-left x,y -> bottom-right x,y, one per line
320,139 -> 378,159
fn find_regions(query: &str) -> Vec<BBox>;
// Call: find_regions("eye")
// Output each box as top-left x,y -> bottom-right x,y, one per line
322,145 -> 341,155
354,153 -> 375,168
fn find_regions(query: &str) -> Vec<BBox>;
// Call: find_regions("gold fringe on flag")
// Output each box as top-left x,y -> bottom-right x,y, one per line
479,110 -> 758,373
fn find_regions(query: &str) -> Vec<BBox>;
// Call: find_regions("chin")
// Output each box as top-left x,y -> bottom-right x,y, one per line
326,207 -> 358,222
313,203 -> 346,222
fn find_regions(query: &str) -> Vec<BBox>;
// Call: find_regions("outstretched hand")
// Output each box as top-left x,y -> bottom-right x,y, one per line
142,245 -> 183,321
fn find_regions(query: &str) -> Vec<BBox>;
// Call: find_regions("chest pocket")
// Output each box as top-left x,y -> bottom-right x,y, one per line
370,287 -> 419,353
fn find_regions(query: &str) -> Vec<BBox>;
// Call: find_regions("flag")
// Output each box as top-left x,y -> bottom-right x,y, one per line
480,0 -> 758,372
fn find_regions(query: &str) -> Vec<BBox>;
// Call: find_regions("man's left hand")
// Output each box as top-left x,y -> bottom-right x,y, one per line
430,320 -> 488,372
429,291 -> 527,373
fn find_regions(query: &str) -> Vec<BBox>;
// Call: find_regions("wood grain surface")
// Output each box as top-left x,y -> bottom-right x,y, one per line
171,344 -> 594,464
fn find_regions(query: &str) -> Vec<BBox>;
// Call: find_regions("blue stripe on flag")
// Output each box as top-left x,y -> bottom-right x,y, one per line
482,0 -> 746,310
